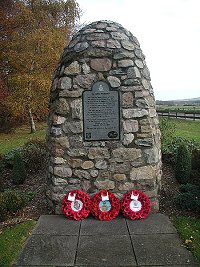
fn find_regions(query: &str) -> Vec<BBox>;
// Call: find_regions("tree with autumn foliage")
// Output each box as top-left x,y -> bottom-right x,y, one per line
0,0 -> 81,132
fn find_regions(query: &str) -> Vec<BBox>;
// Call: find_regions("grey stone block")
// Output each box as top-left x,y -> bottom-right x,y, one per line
16,235 -> 78,266
76,235 -> 136,266
32,215 -> 80,235
81,216 -> 128,236
126,213 -> 177,234
131,233 -> 197,266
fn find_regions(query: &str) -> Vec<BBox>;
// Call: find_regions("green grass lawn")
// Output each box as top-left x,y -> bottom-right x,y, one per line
0,220 -> 36,267
160,118 -> 200,144
172,216 -> 200,263
0,122 -> 46,155
172,119 -> 200,144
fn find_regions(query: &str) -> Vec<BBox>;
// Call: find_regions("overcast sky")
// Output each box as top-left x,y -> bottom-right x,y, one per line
77,0 -> 200,100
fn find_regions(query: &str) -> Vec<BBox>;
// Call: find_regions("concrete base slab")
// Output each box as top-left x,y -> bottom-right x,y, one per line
80,215 -> 127,236
76,235 -> 136,266
127,213 -> 177,234
132,233 -> 197,266
14,214 -> 199,267
16,235 -> 78,266
32,214 -> 80,235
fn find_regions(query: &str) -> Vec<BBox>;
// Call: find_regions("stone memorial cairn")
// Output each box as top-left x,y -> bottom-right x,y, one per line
47,20 -> 162,214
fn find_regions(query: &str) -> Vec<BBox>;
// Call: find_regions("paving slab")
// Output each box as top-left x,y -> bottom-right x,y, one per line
127,213 -> 177,234
14,214 -> 199,267
131,233 -> 197,266
16,234 -> 78,266
32,215 -> 80,235
80,215 -> 128,236
76,235 -> 136,266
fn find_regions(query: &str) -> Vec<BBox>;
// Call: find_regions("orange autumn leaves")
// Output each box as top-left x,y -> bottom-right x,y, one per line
0,0 -> 81,123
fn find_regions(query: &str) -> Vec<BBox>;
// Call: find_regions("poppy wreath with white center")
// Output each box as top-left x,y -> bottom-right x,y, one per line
121,190 -> 151,220
91,190 -> 120,220
62,190 -> 91,220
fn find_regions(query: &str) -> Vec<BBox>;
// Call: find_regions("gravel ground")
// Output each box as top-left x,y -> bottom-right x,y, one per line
0,169 -> 51,230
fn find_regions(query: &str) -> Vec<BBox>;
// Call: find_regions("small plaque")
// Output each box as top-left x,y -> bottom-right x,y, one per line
83,81 -> 120,141
99,200 -> 111,212
71,200 -> 83,212
130,200 -> 142,212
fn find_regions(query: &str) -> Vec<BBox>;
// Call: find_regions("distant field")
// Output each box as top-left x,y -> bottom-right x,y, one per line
162,118 -> 200,144
0,122 -> 46,155
156,105 -> 200,113
174,119 -> 200,143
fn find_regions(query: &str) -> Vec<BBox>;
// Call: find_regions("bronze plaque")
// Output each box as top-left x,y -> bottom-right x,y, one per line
83,81 -> 120,141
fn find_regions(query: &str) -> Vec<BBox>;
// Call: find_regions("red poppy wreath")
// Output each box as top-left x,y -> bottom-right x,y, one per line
121,190 -> 151,220
62,190 -> 91,220
91,190 -> 120,220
